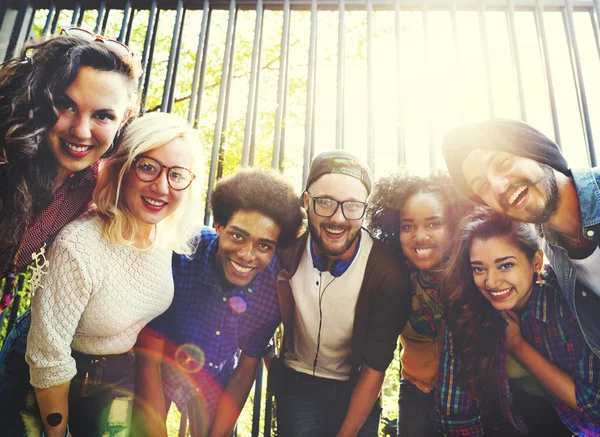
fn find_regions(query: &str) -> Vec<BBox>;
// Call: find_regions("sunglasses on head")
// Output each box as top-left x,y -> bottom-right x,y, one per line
60,27 -> 134,58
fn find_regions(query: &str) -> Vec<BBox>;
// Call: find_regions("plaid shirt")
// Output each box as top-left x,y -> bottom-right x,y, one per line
149,227 -> 282,414
1,163 -> 98,312
435,266 -> 600,436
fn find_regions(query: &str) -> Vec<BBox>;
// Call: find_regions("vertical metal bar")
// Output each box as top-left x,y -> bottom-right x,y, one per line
450,0 -> 463,124
590,11 -> 600,60
139,0 -> 158,90
394,0 -> 406,166
478,0 -> 494,118
506,0 -> 527,120
51,8 -> 62,33
534,0 -> 561,145
264,392 -> 273,437
217,7 -> 238,179
273,0 -> 291,169
204,0 -> 236,226
251,363 -> 264,437
42,4 -> 56,35
141,7 -> 161,112
188,0 -> 210,124
167,8 -> 187,112
194,9 -> 212,126
336,0 -> 346,150
71,2 -> 81,26
278,18 -> 292,172
366,0 -> 374,172
243,0 -> 264,167
24,8 -> 35,42
101,8 -> 110,33
593,0 -> 600,42
249,21 -> 264,168
161,0 -> 185,112
118,0 -> 132,42
94,1 -> 106,34
422,0 -> 435,169
5,2 -> 28,61
302,0 -> 318,187
124,8 -> 135,45
77,8 -> 85,26
563,0 -> 596,166
310,55 -> 317,160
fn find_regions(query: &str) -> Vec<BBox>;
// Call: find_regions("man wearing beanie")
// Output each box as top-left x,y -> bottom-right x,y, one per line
272,150 -> 411,436
442,118 -> 600,359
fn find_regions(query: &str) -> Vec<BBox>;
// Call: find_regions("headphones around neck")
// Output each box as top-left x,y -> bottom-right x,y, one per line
309,236 -> 360,277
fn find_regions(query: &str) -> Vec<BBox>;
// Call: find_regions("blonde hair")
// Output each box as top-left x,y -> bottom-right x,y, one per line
94,112 -> 204,255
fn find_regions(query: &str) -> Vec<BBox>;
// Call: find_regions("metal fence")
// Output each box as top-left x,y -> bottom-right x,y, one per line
2,0 -> 600,434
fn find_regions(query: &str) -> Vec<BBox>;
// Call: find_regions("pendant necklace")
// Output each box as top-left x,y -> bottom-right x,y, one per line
28,192 -> 67,291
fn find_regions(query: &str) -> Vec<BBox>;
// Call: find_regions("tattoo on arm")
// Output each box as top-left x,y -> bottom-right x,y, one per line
46,412 -> 63,426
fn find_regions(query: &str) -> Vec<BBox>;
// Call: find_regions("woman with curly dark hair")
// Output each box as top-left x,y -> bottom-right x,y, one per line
436,209 -> 600,436
368,170 -> 469,437
0,30 -> 140,436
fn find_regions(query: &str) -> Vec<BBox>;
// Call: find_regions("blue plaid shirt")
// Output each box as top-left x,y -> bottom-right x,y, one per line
435,266 -> 600,436
149,227 -> 282,414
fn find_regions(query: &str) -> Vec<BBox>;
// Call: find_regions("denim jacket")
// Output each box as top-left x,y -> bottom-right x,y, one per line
541,167 -> 600,359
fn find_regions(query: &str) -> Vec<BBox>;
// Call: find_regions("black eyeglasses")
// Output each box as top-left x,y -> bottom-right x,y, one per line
60,27 -> 134,58
133,156 -> 195,191
306,193 -> 368,220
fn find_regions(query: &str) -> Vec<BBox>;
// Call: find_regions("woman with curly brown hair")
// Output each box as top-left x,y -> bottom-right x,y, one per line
368,171 -> 470,437
436,209 -> 600,436
0,30 -> 140,436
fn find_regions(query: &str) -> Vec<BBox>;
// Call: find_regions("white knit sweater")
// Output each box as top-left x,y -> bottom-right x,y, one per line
26,213 -> 174,389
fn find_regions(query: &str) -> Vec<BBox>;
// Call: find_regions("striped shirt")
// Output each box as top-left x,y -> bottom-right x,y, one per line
435,267 -> 600,436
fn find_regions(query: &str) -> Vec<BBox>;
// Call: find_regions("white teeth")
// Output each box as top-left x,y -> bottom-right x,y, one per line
231,260 -> 253,273
66,142 -> 91,152
142,196 -> 166,206
415,248 -> 434,256
490,288 -> 512,297
508,186 -> 527,205
325,228 -> 344,234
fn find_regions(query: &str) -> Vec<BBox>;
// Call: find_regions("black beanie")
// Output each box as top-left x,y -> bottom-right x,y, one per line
442,118 -> 569,198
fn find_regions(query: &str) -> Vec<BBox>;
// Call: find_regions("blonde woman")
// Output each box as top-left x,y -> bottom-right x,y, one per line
24,112 -> 203,437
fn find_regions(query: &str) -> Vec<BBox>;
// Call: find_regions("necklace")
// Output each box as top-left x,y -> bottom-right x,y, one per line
28,185 -> 69,291
559,231 -> 582,248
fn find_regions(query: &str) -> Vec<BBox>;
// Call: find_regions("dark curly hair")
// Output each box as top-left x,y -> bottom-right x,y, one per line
0,35 -> 140,277
210,168 -> 304,248
442,208 -> 540,407
367,169 -> 472,260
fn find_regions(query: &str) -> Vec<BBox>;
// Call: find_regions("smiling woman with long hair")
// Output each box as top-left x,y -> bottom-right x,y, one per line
0,31 -> 141,436
368,170 -> 471,437
436,209 -> 600,436
23,112 -> 203,437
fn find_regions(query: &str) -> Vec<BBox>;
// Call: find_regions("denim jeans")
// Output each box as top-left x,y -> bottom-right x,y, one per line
275,367 -> 381,437
397,378 -> 440,437
0,309 -> 31,436
20,350 -> 136,437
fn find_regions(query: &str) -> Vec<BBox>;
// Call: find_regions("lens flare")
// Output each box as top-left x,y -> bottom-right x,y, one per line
175,343 -> 205,373
228,295 -> 248,314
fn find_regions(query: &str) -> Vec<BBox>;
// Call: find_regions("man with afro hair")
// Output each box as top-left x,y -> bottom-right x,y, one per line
134,168 -> 303,437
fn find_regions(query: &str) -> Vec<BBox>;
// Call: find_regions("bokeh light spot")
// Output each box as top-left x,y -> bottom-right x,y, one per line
228,296 -> 248,314
175,343 -> 205,373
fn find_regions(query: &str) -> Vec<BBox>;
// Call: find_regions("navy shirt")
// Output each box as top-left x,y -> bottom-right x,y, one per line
149,227 -> 282,413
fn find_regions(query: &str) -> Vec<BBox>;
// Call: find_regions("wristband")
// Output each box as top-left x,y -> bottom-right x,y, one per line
42,424 -> 69,437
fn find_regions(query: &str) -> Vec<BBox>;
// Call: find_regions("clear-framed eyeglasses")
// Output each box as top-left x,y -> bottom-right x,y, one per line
133,156 -> 195,191
306,192 -> 368,220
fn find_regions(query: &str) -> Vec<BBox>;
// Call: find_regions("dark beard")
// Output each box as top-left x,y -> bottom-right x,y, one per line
499,164 -> 559,224
308,215 -> 360,257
